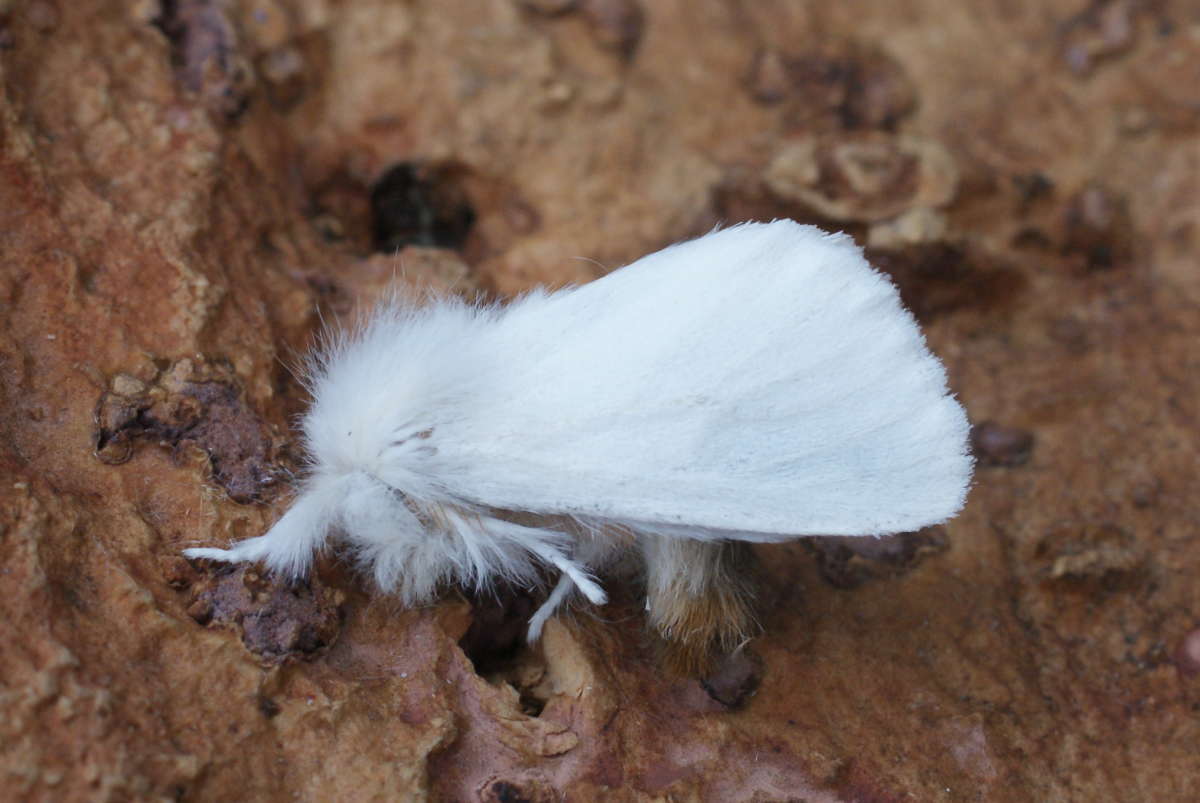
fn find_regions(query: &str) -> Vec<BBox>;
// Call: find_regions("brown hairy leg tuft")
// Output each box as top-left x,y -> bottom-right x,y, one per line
641,537 -> 760,676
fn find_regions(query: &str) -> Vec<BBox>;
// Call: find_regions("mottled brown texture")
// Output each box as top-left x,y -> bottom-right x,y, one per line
95,358 -> 284,503
184,564 -> 344,663
764,132 -> 958,223
153,0 -> 255,119
3,0 -> 1200,800
747,39 -> 917,131
578,0 -> 644,57
806,527 -> 950,591
1061,183 -> 1136,272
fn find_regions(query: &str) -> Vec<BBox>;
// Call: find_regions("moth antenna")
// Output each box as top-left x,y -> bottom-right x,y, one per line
313,297 -> 328,332
396,243 -> 409,280
275,348 -> 305,388
390,250 -> 404,284
641,536 -> 761,676
570,255 -> 610,276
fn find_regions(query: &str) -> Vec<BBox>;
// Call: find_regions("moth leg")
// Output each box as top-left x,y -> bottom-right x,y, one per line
493,517 -> 622,643
526,573 -> 574,643
481,517 -> 607,605
641,536 -> 760,676
182,490 -> 331,579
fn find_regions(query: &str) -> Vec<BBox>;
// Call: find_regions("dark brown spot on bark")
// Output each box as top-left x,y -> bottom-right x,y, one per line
807,527 -> 949,590
1061,184 -> 1136,272
867,242 -> 1027,322
479,777 -> 556,803
153,0 -> 254,120
700,648 -> 763,709
970,421 -> 1035,467
580,0 -> 644,57
94,361 -> 283,504
183,565 -> 343,663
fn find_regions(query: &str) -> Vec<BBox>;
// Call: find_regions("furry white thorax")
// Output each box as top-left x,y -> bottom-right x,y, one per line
184,220 -> 973,639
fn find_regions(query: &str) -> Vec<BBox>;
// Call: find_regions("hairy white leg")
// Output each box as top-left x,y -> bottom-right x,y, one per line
521,539 -> 606,605
184,539 -> 271,563
526,574 -> 575,643
183,489 -> 332,578
484,518 -> 608,605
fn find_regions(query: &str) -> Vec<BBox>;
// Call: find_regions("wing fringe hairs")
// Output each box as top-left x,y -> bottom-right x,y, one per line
184,220 -> 973,674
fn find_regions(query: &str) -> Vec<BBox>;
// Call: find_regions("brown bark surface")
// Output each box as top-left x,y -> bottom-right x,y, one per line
2,1 -> 1198,800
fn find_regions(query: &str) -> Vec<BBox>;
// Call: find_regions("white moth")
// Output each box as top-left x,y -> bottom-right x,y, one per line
185,220 -> 972,671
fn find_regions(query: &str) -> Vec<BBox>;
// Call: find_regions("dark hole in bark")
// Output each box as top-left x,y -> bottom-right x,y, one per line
370,163 -> 476,252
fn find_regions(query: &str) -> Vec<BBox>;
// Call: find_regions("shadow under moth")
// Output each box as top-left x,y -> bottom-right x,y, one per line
185,220 -> 973,674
